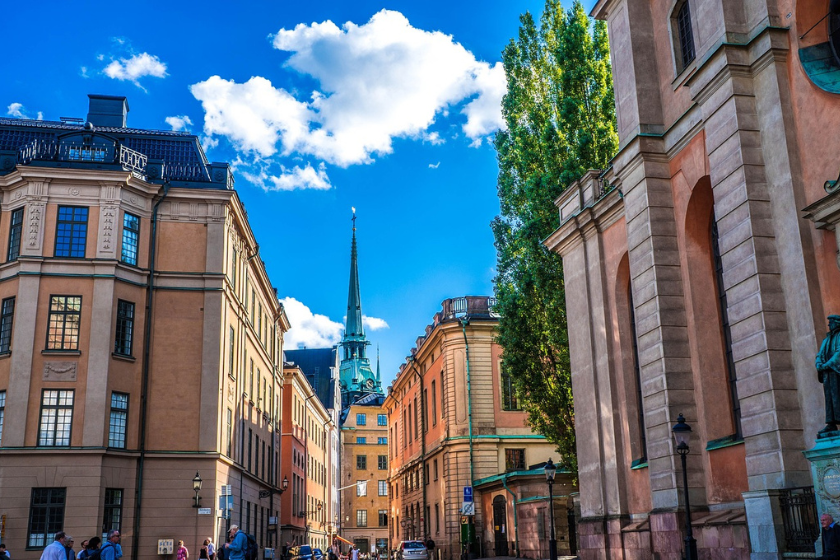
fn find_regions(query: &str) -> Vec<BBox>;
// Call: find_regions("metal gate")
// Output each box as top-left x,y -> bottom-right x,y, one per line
493,496 -> 509,556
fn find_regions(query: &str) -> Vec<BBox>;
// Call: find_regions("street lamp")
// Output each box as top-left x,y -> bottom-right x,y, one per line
192,472 -> 203,508
544,459 -> 557,560
672,413 -> 697,560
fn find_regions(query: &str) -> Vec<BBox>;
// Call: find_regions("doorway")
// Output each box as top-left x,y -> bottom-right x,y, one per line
492,496 -> 508,556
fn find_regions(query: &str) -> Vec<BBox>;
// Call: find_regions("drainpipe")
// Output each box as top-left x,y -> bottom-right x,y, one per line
460,317 -> 474,486
132,180 -> 171,560
501,476 -> 519,557
408,357 -> 427,538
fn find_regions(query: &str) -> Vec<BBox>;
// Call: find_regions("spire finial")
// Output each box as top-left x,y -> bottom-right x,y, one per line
352,207 -> 356,232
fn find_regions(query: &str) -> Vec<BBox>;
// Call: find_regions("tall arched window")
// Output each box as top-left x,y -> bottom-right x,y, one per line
629,282 -> 647,464
671,0 -> 696,73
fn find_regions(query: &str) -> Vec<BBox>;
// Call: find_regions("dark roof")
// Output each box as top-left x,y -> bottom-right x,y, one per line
285,347 -> 340,410
0,114 -> 231,189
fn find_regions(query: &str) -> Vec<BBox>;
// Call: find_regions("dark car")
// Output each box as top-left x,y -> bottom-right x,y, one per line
290,546 -> 314,560
313,549 -> 324,560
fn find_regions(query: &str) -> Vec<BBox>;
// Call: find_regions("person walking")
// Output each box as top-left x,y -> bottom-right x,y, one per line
76,541 -> 89,560
207,539 -> 216,560
200,540 -> 210,560
819,513 -> 840,560
79,538 -> 102,560
350,546 -> 359,560
224,525 -> 247,560
100,531 -> 121,560
40,532 -> 69,560
177,541 -> 189,560
63,537 -> 76,560
0,543 -> 10,560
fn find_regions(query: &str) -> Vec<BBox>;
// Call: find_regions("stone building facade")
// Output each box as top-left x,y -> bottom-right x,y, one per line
0,95 -> 290,559
384,297 -> 574,560
545,1 -> 840,558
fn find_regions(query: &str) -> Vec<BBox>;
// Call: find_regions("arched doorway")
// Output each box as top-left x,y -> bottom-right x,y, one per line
492,495 -> 509,556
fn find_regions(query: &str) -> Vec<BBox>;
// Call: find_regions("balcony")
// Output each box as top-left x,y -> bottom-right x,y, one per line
441,296 -> 498,321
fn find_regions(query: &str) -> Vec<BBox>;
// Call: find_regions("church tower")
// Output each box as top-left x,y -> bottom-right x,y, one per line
339,210 -> 381,404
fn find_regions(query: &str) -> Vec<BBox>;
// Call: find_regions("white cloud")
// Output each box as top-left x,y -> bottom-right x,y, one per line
428,162 -> 440,169
242,162 -> 332,192
281,297 -> 344,349
7,103 -> 42,120
363,316 -> 389,331
190,9 -> 506,187
103,52 -> 167,88
165,115 -> 193,132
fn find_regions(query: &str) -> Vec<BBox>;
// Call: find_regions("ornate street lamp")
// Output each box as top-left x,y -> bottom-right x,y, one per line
192,472 -> 203,508
672,413 -> 697,560
544,459 -> 557,560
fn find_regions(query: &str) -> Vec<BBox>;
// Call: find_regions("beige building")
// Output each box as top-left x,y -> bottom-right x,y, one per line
0,95 -> 290,559
339,400 -> 389,554
384,297 -> 575,560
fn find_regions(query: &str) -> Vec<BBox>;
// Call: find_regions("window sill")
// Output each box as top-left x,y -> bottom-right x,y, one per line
630,458 -> 648,470
706,434 -> 744,451
0,351 -> 11,360
41,349 -> 81,356
112,353 -> 136,363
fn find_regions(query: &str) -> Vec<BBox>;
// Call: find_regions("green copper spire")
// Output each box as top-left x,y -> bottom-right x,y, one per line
339,208 -> 380,402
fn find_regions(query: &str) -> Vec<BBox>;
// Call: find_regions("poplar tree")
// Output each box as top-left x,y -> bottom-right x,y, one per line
491,0 -> 618,472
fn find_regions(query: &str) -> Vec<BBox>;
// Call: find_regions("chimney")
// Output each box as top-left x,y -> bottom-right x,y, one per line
86,94 -> 129,128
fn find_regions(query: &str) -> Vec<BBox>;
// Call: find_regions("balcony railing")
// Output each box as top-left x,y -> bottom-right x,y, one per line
441,296 -> 498,320
17,139 -> 148,176
779,486 -> 819,553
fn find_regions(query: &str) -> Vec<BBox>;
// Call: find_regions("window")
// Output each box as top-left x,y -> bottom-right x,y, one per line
229,326 -> 236,378
357,413 -> 367,426
378,437 -> 387,445
226,408 -> 233,457
114,300 -> 135,356
378,510 -> 388,527
27,488 -> 66,548
628,282 -> 647,463
431,381 -> 437,425
673,0 -> 696,72
108,392 -> 129,448
357,455 -> 367,470
0,391 -> 5,445
425,464 -> 430,485
378,480 -> 388,496
357,437 -> 367,444
38,389 -> 74,446
357,510 -> 368,527
7,207 -> 23,261
434,459 -> 438,480
103,489 -> 123,535
230,247 -> 237,289
46,296 -> 81,351
505,448 -> 525,471
357,480 -> 367,497
501,368 -> 520,411
377,414 -> 387,426
440,372 -> 445,417
121,213 -> 140,265
0,297 -> 15,353
54,206 -> 88,258
435,503 -> 440,534
378,455 -> 387,470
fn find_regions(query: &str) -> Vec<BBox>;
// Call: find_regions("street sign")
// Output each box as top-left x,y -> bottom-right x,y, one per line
463,487 -> 473,502
198,508 -> 212,515
158,540 -> 174,555
460,502 -> 475,516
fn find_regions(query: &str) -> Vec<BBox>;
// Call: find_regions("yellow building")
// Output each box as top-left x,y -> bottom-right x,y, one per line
385,297 -> 576,560
339,400 -> 390,554
0,95 -> 289,559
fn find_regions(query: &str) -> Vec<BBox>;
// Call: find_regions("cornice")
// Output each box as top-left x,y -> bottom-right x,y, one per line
545,188 -> 625,257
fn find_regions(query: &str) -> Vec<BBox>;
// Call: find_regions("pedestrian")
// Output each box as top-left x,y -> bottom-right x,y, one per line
200,540 -> 210,560
79,538 -> 102,560
350,546 -> 358,560
177,541 -> 189,560
100,531 -> 121,560
0,543 -> 10,560
63,536 -> 75,560
76,542 -> 89,560
207,539 -> 216,560
819,513 -> 840,560
40,532 -> 68,560
224,525 -> 247,560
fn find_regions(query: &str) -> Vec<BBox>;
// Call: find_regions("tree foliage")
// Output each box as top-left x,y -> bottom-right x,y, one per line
492,0 -> 617,473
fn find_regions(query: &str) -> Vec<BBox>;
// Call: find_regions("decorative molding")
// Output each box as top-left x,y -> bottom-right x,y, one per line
99,204 -> 119,256
43,361 -> 77,382
27,203 -> 44,248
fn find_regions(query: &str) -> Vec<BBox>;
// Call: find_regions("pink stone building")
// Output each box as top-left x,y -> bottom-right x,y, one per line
545,1 -> 840,558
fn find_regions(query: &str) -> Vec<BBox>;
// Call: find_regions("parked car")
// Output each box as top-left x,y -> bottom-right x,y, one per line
290,546 -> 314,560
312,549 -> 324,560
397,542 -> 427,560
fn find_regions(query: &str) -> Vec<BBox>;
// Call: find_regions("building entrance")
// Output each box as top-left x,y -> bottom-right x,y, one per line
492,496 -> 508,556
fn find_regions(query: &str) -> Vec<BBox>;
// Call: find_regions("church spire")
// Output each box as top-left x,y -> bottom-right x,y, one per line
345,208 -> 365,342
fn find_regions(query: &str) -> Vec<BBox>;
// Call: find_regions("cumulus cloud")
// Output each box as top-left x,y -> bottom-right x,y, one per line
363,316 -> 389,331
103,52 -> 167,88
165,115 -> 193,132
242,162 -> 332,192
281,297 -> 344,349
7,103 -> 43,120
189,9 -> 506,190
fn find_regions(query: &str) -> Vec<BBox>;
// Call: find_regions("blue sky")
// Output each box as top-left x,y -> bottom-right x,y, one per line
3,0 -> 598,388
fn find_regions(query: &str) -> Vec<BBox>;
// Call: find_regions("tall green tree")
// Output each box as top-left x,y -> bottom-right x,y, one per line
492,0 -> 617,473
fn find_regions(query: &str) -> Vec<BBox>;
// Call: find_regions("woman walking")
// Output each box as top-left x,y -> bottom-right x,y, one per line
177,541 -> 189,560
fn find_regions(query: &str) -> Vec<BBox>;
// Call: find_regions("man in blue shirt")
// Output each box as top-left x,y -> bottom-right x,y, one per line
224,526 -> 247,560
100,531 -> 121,560
40,532 -> 68,560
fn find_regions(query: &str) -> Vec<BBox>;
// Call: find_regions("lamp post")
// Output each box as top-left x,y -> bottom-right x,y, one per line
192,472 -> 203,508
672,413 -> 697,560
544,459 -> 557,560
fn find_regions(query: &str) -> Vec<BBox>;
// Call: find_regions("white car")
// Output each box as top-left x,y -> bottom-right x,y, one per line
397,542 -> 427,560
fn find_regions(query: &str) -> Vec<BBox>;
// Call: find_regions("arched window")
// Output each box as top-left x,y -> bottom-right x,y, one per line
671,0 -> 696,73
628,282 -> 647,464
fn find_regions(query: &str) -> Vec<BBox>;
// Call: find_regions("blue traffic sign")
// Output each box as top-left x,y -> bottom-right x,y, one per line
464,486 -> 473,502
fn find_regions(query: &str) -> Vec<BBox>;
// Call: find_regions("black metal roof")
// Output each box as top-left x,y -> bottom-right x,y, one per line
285,347 -> 340,411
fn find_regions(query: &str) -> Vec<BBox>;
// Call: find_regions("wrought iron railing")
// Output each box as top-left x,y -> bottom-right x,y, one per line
18,139 -> 149,176
780,486 -> 819,553
119,144 -> 147,174
442,296 -> 498,319
163,162 -> 210,182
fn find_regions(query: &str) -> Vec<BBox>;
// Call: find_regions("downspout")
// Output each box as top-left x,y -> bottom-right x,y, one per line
460,318 -> 474,487
408,358 -> 427,538
501,476 -> 519,557
132,180 -> 171,560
